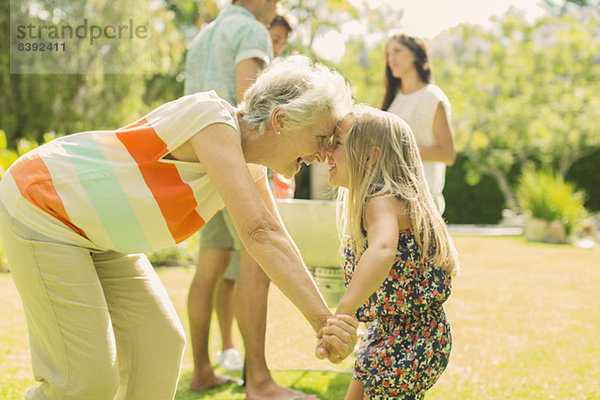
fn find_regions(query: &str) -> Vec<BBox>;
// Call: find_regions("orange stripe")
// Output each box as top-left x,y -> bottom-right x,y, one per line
116,118 -> 205,243
10,154 -> 88,238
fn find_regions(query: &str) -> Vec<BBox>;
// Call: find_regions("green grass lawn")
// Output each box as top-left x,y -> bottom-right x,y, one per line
1,236 -> 599,399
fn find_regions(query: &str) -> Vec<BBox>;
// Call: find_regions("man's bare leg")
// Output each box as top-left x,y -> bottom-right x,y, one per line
236,250 -> 317,400
216,278 -> 237,351
188,248 -> 242,391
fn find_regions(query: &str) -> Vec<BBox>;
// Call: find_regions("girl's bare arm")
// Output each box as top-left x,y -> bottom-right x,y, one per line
334,195 -> 401,316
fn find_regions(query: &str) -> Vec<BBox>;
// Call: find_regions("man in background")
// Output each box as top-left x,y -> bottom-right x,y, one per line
209,13 -> 296,371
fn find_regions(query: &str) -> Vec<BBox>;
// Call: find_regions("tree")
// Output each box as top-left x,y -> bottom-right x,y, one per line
338,38 -> 385,106
335,0 -> 407,106
432,8 -> 600,213
542,0 -> 600,15
1,0 -> 186,146
284,0 -> 359,53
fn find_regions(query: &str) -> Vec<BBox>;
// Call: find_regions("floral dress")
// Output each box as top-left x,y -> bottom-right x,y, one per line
343,229 -> 452,400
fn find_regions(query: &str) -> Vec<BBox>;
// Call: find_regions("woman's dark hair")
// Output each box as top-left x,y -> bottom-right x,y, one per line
381,34 -> 432,111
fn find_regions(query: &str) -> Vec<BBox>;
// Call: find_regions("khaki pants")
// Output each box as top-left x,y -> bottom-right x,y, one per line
0,201 -> 186,400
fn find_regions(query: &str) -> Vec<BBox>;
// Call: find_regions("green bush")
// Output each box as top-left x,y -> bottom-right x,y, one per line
146,233 -> 198,267
0,130 -> 18,176
516,167 -> 587,236
566,148 -> 600,212
442,151 -> 600,225
0,129 -> 52,176
442,155 -> 506,224
146,243 -> 191,267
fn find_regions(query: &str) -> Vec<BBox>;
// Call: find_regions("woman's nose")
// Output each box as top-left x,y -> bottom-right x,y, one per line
314,151 -> 325,163
318,139 -> 334,162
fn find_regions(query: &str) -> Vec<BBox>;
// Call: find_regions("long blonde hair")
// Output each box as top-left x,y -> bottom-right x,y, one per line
336,104 -> 459,276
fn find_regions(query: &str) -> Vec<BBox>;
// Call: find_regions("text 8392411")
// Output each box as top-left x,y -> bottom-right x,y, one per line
17,42 -> 66,52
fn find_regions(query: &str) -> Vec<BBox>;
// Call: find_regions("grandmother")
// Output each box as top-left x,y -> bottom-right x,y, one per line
0,55 -> 358,400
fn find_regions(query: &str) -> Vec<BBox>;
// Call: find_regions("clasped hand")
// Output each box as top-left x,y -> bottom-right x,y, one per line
315,314 -> 359,364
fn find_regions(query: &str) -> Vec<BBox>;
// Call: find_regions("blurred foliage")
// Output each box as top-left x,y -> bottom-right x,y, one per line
0,130 -> 18,175
338,39 -> 386,107
146,232 -> 198,267
565,148 -> 600,211
543,0 -> 600,15
516,166 -> 587,235
432,7 -> 600,214
1,0 -> 599,232
444,147 -> 600,225
0,130 -> 54,177
442,155 -> 506,224
284,0 -> 359,51
0,0 -> 187,147
146,243 -> 190,267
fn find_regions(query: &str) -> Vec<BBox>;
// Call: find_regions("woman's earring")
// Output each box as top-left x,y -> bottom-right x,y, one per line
277,130 -> 281,135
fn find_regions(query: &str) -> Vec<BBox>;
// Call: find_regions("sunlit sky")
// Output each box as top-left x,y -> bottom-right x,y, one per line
361,0 -> 546,39
312,0 -> 547,62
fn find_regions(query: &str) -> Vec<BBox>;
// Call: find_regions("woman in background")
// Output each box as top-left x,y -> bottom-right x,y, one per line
382,34 -> 456,213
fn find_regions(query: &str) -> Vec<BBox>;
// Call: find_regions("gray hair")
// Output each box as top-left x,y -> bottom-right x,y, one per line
238,55 -> 353,134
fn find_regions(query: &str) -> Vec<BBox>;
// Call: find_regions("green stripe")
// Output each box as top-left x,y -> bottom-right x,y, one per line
64,135 -> 153,252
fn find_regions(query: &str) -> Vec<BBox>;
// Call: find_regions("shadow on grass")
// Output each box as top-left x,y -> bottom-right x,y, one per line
175,369 -> 244,400
175,369 -> 352,400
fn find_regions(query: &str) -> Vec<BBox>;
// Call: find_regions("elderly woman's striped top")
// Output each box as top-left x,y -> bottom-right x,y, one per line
0,91 -> 265,254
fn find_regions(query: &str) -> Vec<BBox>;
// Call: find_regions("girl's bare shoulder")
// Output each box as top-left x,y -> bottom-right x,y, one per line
366,194 -> 407,210
366,195 -> 411,230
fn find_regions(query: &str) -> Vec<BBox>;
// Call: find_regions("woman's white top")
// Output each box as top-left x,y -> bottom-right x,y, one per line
387,84 -> 452,213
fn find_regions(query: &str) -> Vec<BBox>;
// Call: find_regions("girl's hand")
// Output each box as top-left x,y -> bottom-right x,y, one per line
315,314 -> 358,363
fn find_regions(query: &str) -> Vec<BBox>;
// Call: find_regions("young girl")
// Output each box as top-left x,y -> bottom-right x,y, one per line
324,105 -> 459,400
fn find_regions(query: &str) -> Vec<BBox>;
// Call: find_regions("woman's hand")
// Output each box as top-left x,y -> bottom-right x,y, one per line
315,314 -> 358,363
